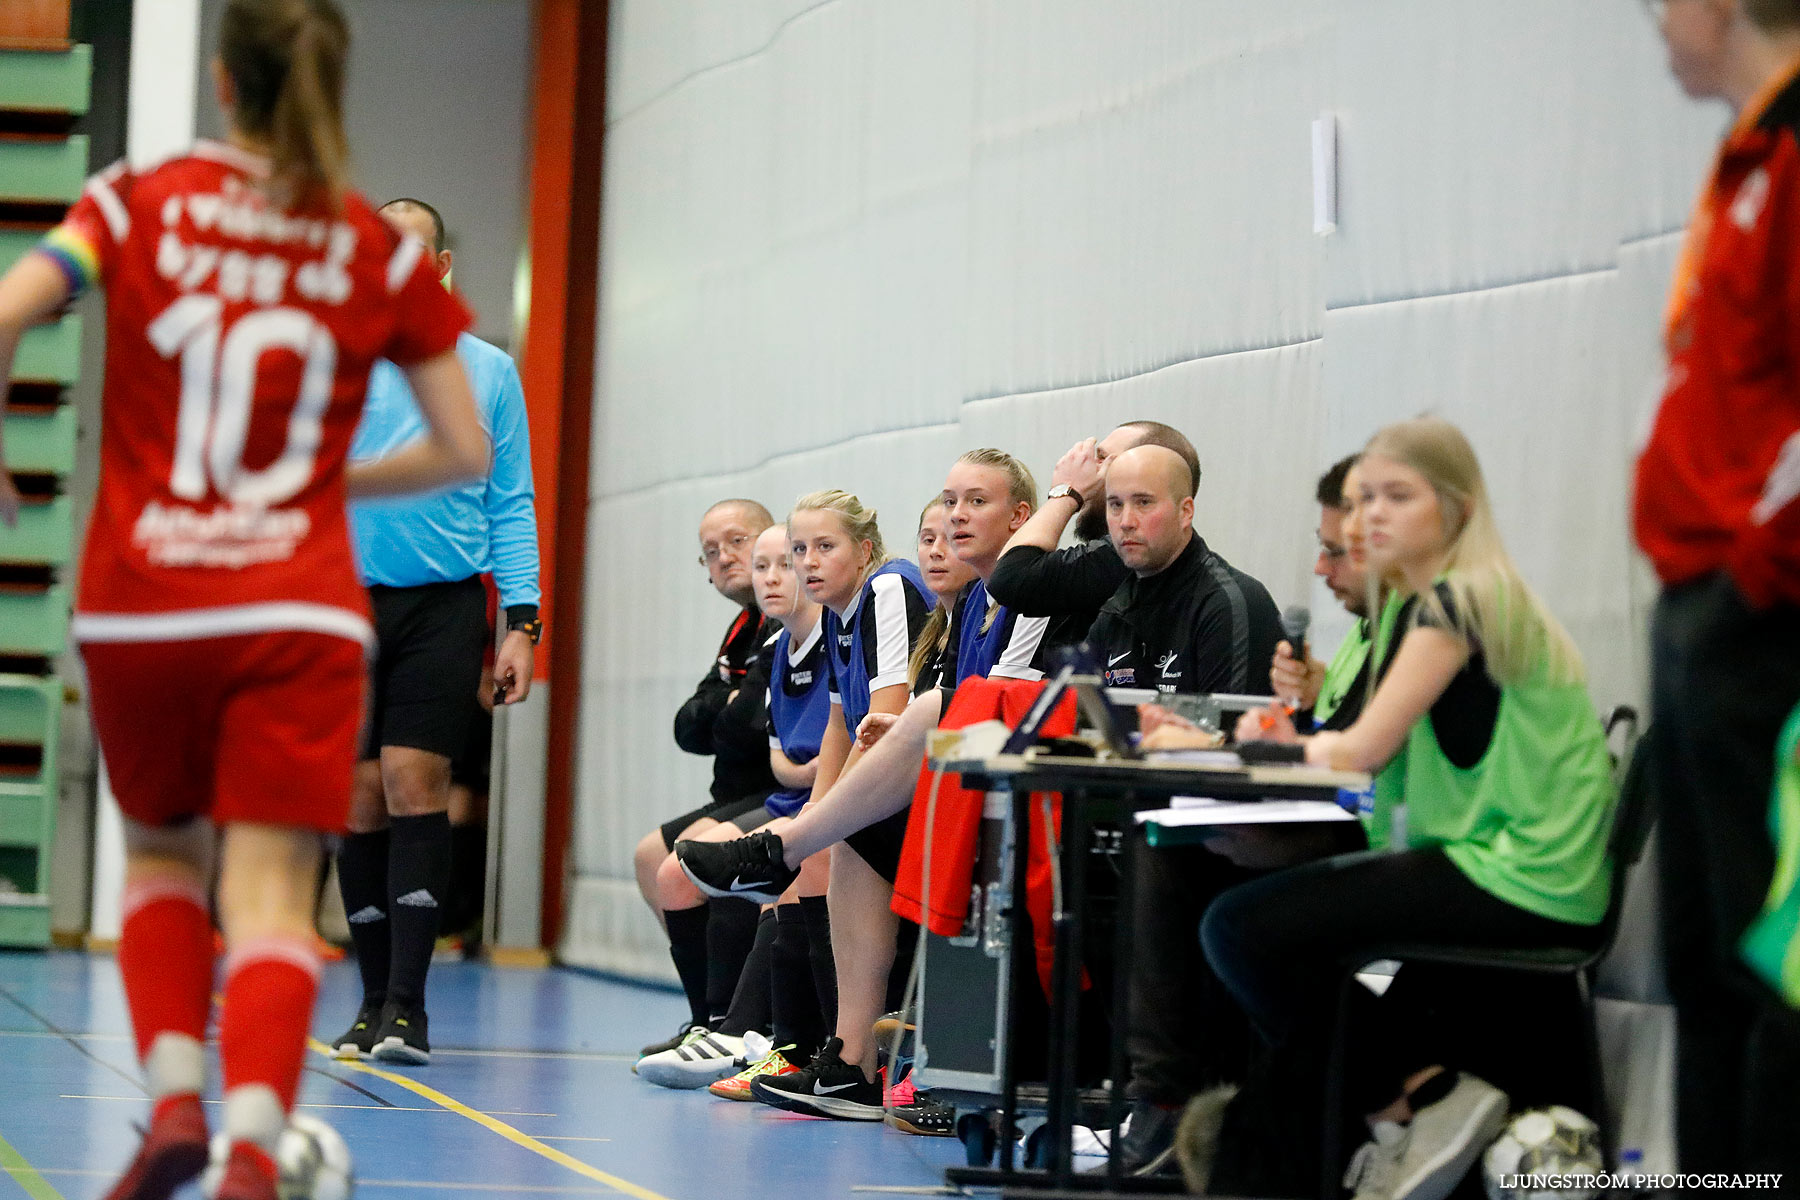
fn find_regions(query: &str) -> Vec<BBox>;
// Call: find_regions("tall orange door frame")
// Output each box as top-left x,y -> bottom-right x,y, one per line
518,0 -> 607,950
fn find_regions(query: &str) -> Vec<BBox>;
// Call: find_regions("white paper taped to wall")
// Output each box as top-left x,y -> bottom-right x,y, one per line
1313,112 -> 1338,236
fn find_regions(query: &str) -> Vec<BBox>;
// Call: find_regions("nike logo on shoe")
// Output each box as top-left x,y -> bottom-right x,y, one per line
813,1079 -> 861,1095
729,876 -> 774,893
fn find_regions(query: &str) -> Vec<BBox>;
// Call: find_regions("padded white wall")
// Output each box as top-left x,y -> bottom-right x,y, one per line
566,0 -> 1721,977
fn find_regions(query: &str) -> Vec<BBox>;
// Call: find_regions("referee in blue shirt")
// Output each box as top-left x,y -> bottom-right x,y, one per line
329,199 -> 541,1066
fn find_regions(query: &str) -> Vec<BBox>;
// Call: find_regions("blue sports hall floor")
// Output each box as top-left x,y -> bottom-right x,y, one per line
0,951 -> 966,1199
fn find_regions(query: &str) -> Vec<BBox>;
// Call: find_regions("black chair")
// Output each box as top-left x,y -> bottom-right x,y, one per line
1317,706 -> 1655,1199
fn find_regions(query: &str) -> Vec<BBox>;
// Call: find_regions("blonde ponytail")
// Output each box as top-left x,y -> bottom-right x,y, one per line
955,448 -> 1038,511
790,489 -> 890,567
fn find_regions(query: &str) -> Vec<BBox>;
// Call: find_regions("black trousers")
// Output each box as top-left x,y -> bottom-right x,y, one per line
1199,847 -> 1598,1196
1126,827 -> 1366,1105
1125,844 -> 1260,1103
1651,572 -> 1800,1183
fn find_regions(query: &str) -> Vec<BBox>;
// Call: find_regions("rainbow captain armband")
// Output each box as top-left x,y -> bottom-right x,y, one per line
37,225 -> 101,297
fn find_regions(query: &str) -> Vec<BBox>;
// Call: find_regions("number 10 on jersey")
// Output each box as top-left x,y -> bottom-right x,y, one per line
150,294 -> 337,508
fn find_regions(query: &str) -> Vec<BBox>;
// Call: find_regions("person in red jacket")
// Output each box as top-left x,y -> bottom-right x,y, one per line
1642,0 -> 1800,1181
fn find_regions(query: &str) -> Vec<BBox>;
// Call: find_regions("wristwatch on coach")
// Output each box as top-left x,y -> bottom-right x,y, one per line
1046,483 -> 1081,505
506,605 -> 543,645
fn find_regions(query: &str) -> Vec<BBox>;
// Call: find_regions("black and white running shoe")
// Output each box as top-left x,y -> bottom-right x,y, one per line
638,1021 -> 707,1064
370,999 -> 430,1065
750,1036 -> 883,1120
331,999 -> 383,1061
675,830 -> 798,905
637,1026 -> 746,1089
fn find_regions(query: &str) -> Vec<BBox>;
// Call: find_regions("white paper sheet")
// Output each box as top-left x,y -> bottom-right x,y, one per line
1136,798 -> 1356,826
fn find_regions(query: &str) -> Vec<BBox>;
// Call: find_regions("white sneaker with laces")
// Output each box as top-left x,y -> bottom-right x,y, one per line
1388,1073 -> 1510,1200
1343,1119 -> 1409,1200
636,1027 -> 747,1089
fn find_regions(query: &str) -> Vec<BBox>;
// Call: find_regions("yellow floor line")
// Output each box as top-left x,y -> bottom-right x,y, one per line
0,1125 -> 64,1200
306,1039 -> 673,1200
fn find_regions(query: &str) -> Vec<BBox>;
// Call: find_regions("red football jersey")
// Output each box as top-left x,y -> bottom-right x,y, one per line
49,140 -> 470,646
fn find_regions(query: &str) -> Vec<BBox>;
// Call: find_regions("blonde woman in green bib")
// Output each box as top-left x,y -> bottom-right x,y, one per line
1184,418 -> 1616,1200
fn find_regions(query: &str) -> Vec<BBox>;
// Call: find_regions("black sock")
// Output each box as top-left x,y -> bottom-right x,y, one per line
884,916 -> 920,1014
665,904 -> 711,1028
800,894 -> 838,1031
772,903 -> 825,1056
704,897 -> 761,1026
337,829 -> 391,1006
445,821 -> 486,937
385,812 -> 451,1009
716,909 -> 776,1038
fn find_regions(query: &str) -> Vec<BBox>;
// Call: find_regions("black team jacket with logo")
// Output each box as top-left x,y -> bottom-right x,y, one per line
674,606 -> 778,803
1086,533 -> 1282,698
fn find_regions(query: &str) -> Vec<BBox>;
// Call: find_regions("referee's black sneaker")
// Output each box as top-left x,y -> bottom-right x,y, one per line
371,999 -> 430,1065
749,1036 -> 883,1119
676,829 -> 797,905
330,999 -> 384,1060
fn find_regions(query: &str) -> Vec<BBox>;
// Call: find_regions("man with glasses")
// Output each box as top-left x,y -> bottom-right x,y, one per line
629,498 -> 781,1059
1272,454 -> 1381,732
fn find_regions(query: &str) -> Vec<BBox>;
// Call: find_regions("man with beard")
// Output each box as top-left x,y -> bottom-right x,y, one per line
986,421 -> 1198,641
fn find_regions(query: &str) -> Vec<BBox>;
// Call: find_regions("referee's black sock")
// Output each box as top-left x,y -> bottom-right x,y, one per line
445,820 -> 487,938
704,896 -> 760,1027
799,894 -> 838,1031
664,904 -> 711,1029
337,829 -> 391,1006
771,903 -> 825,1057
716,908 -> 775,1038
385,811 -> 451,1010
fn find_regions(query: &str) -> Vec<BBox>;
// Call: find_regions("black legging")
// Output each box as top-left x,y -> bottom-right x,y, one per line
1651,574 -> 1800,1182
1198,846 -> 1602,1195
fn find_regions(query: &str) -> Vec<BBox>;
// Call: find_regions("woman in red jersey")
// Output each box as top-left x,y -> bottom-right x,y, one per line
0,2 -> 487,1197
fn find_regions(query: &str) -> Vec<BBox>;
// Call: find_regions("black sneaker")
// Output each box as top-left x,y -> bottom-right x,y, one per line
749,1036 -> 883,1119
331,999 -> 384,1061
370,999 -> 430,1065
886,1090 -> 957,1137
1117,1097 -> 1179,1176
675,829 -> 797,905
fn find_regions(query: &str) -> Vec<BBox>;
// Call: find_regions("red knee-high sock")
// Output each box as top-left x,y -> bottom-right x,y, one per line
118,877 -> 214,1119
218,935 -> 321,1154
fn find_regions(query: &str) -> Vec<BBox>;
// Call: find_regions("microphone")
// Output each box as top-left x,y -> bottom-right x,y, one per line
1280,604 -> 1310,665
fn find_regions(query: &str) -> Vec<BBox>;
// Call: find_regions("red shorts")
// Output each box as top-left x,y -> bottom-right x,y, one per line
82,631 -> 367,833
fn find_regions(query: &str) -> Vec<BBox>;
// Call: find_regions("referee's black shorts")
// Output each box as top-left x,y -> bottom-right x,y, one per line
362,576 -> 490,762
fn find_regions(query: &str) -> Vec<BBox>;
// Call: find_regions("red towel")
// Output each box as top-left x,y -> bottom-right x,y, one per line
890,676 -> 1077,994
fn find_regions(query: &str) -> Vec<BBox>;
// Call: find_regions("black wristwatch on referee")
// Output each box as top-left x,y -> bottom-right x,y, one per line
505,605 -> 543,645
